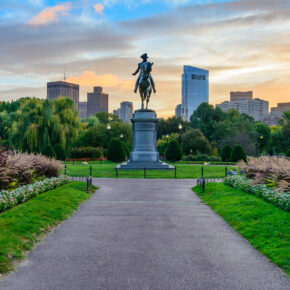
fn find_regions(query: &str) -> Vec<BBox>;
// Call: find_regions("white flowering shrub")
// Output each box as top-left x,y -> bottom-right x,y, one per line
0,175 -> 70,213
224,175 -> 289,211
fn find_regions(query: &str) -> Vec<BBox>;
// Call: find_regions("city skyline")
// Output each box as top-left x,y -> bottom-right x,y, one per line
0,0 -> 290,118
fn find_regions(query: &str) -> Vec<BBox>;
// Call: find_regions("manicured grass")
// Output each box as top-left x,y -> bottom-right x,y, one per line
0,182 -> 95,274
64,163 -> 234,178
193,183 -> 290,275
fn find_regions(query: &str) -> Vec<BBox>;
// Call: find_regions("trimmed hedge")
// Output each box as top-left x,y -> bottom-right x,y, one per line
54,144 -> 67,161
165,140 -> 182,161
221,145 -> 232,162
230,145 -> 247,162
43,145 -> 56,159
107,139 -> 126,162
70,147 -> 102,159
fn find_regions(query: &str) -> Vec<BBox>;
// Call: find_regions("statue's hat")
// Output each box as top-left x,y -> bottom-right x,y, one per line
140,53 -> 148,60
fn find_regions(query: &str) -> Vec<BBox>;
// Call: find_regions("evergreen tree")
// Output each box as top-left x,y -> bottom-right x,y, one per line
230,145 -> 247,162
43,145 -> 56,159
165,140 -> 182,161
221,145 -> 232,161
54,143 -> 67,161
107,139 -> 126,162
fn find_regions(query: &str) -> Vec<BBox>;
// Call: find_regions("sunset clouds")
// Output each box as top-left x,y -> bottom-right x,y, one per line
27,2 -> 71,26
0,0 -> 290,117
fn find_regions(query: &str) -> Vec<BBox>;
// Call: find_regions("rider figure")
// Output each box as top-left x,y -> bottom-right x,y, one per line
132,53 -> 156,93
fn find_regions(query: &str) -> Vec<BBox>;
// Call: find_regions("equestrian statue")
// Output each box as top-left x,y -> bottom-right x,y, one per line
132,53 -> 156,109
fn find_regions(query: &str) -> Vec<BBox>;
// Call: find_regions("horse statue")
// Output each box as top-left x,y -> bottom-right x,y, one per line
138,62 -> 154,109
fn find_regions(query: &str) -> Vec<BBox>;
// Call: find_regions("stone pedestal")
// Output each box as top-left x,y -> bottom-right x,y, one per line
116,109 -> 174,170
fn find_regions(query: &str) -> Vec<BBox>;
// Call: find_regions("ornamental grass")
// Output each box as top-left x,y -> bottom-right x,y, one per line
238,156 -> 290,193
0,148 -> 63,190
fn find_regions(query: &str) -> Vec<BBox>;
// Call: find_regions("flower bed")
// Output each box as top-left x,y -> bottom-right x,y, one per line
224,175 -> 289,211
0,175 -> 70,213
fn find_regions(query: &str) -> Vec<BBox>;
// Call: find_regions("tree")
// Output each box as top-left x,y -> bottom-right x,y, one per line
220,145 -> 232,161
96,112 -> 121,124
54,143 -> 67,161
107,139 -> 126,162
218,132 -> 256,155
157,117 -> 189,139
181,128 -> 211,155
165,140 -> 182,161
230,145 -> 247,162
255,122 -> 271,154
43,145 -> 56,159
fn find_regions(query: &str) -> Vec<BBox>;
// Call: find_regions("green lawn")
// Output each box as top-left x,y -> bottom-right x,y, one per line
64,163 -> 234,178
193,183 -> 290,275
0,182 -> 95,274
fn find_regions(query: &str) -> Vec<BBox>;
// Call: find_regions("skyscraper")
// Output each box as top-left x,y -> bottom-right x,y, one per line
87,87 -> 108,117
216,98 -> 269,122
78,101 -> 87,119
230,91 -> 253,101
47,81 -> 79,107
120,101 -> 133,123
182,66 -> 209,121
175,104 -> 182,118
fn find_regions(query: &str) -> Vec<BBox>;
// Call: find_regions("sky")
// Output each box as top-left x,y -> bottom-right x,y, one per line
0,0 -> 289,117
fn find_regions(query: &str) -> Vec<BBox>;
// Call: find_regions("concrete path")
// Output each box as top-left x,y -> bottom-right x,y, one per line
0,179 -> 289,290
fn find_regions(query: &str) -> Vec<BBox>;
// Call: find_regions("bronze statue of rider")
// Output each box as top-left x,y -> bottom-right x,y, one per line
132,53 -> 156,94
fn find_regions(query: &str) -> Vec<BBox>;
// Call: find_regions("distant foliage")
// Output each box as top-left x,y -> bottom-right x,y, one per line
107,139 -> 126,162
221,145 -> 232,162
286,149 -> 290,158
230,145 -> 247,162
165,140 -> 182,161
70,147 -> 102,159
185,153 -> 221,162
54,144 -> 67,161
0,97 -> 80,153
43,145 -> 56,159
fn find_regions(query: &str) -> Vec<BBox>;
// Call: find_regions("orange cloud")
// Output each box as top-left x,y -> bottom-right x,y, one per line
67,70 -> 133,90
27,2 -> 71,26
94,3 -> 104,15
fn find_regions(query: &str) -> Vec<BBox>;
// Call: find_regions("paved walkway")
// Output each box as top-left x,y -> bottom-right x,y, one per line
0,179 -> 289,290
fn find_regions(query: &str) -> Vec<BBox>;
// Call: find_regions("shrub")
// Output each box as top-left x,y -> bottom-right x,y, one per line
70,147 -> 102,159
238,156 -> 290,192
43,145 -> 56,159
122,142 -> 130,158
186,153 -> 222,162
225,175 -> 289,211
107,139 -> 126,162
165,140 -> 182,161
286,148 -> 290,158
0,149 -> 63,190
54,144 -> 67,161
230,145 -> 246,162
221,145 -> 232,162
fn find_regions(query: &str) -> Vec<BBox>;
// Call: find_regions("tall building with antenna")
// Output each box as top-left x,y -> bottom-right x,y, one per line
47,80 -> 79,109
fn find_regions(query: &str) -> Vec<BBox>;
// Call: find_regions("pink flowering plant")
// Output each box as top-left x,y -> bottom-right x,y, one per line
225,175 -> 289,211
0,175 -> 70,212
0,147 -> 63,190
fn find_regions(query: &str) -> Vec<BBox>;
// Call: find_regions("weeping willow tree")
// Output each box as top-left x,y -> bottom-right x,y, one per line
0,97 -> 81,153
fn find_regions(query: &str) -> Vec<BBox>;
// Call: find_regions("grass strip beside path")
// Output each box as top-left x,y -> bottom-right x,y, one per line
64,163 -> 234,178
0,182 -> 94,275
193,183 -> 290,275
